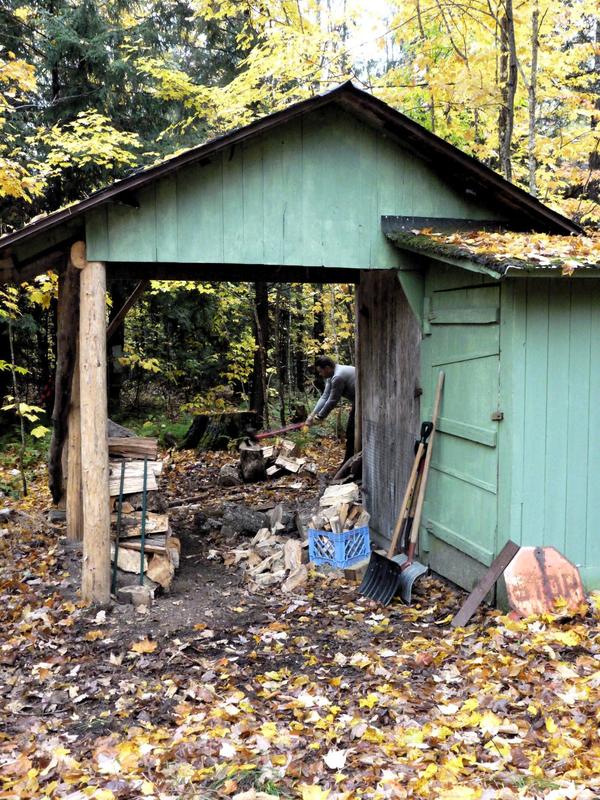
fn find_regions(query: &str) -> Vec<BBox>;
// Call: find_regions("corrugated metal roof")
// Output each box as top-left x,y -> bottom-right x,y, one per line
0,81 -> 582,260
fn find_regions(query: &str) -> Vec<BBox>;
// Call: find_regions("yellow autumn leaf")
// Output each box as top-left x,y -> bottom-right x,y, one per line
437,788 -> 482,800
359,693 -> 379,709
300,785 -> 330,800
130,638 -> 158,654
545,717 -> 558,733
478,710 -> 501,736
552,630 -> 580,647
85,629 -> 106,641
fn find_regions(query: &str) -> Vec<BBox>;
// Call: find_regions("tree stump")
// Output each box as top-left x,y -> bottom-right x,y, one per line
239,440 -> 266,482
180,411 -> 259,451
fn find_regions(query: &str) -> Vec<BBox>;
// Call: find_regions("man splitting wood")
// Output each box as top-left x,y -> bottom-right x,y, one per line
307,356 -> 356,466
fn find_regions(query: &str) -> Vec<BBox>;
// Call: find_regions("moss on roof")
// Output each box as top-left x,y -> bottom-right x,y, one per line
387,229 -> 600,276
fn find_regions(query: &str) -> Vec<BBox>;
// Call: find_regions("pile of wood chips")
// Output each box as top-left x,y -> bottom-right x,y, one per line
224,505 -> 308,592
310,482 -> 370,533
109,437 -> 180,592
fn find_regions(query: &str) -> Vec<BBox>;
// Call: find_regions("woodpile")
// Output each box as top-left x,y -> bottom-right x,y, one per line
237,438 -> 316,483
223,504 -> 308,592
310,483 -> 370,533
109,437 -> 180,593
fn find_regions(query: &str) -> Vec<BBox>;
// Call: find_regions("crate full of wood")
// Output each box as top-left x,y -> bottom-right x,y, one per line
308,484 -> 371,569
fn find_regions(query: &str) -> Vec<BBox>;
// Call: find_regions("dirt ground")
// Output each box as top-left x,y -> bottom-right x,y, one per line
2,438 -> 600,799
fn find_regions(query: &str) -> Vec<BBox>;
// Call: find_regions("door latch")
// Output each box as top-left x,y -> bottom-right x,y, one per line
491,411 -> 504,421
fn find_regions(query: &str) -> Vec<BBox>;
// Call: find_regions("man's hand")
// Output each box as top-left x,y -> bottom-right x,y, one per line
306,415 -> 317,426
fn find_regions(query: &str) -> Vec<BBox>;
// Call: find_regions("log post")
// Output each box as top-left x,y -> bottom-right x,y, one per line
74,242 -> 110,604
354,283 -> 362,454
48,259 -> 80,504
66,345 -> 83,540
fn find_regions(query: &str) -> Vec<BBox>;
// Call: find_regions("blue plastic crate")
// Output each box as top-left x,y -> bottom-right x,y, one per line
308,525 -> 371,569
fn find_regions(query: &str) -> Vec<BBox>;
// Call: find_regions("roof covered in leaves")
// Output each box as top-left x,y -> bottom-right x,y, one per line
386,229 -> 600,277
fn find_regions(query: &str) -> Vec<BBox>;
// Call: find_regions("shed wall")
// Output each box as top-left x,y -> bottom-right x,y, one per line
499,278 -> 600,589
85,106 -> 502,269
358,271 -> 422,542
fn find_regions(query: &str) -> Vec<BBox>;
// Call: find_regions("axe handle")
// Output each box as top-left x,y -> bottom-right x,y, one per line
254,422 -> 305,441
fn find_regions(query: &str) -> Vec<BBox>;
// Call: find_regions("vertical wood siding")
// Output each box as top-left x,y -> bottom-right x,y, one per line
358,271 -> 422,541
500,278 -> 600,588
86,106 -> 500,267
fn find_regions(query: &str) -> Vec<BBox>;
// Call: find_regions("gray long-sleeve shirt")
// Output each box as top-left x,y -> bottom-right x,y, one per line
313,364 -> 356,420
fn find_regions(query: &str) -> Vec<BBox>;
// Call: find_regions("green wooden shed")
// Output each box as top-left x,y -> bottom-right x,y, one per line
1,81 -> 593,603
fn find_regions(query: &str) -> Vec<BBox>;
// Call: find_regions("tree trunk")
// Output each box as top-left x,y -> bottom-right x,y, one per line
528,1 -> 539,196
107,280 -> 128,413
250,281 -> 269,425
0,322 -> 11,431
498,0 -> 518,180
48,260 -> 79,505
275,285 -> 288,425
78,256 -> 110,605
180,410 -> 260,450
66,345 -> 83,541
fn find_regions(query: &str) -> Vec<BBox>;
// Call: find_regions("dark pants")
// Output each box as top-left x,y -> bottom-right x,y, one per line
344,403 -> 355,464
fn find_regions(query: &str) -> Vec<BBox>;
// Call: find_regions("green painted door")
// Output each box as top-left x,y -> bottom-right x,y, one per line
421,268 -> 501,587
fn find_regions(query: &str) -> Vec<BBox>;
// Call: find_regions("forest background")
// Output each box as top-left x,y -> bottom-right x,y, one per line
0,0 -> 598,494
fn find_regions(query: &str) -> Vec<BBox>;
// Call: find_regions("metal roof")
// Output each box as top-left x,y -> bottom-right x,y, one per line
0,81 -> 582,260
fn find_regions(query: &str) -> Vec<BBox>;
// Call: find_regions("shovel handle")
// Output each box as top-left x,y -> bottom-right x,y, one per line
409,371 -> 445,548
387,441 -> 425,558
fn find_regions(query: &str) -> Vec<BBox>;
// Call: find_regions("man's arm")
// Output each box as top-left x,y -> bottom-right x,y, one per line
310,378 -> 331,421
313,375 -> 344,420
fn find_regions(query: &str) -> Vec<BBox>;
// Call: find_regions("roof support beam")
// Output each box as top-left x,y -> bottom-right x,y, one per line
106,280 -> 149,342
76,250 -> 111,605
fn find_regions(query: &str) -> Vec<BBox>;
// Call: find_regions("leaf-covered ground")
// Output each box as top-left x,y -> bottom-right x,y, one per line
2,440 -> 600,800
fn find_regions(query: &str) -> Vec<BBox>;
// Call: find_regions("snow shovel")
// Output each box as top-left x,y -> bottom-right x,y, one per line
358,371 -> 445,605
357,423 -> 429,604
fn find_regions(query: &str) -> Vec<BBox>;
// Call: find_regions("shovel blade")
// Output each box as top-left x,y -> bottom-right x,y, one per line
391,555 -> 428,604
357,552 -> 403,606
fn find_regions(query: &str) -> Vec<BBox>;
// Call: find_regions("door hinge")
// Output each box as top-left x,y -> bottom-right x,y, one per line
491,411 -> 504,421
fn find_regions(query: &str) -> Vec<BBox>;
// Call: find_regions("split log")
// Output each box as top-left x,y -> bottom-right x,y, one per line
108,460 -> 162,495
126,491 -> 167,513
110,511 -> 169,537
49,259 -> 78,504
274,456 -> 306,474
180,410 -> 260,451
108,437 -> 158,460
239,440 -> 266,482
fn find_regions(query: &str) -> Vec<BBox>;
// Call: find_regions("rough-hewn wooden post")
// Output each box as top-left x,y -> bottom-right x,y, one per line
66,344 -> 83,540
72,241 -> 110,604
354,282 -> 362,454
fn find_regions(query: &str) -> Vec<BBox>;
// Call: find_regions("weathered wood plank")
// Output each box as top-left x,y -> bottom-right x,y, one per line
359,271 -> 421,543
451,540 -> 520,627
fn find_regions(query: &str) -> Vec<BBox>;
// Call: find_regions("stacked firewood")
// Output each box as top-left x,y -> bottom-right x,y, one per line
238,437 -> 316,482
310,482 -> 370,532
108,437 -> 180,591
223,505 -> 308,591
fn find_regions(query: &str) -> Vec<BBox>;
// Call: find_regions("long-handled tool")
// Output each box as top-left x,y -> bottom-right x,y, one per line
358,423 -> 430,604
358,371 -> 445,605
249,422 -> 307,442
